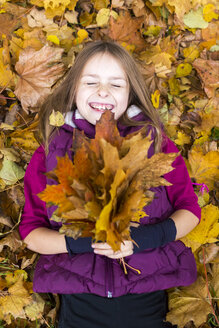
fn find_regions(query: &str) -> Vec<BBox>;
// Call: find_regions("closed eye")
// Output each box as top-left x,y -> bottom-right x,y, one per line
111,84 -> 121,88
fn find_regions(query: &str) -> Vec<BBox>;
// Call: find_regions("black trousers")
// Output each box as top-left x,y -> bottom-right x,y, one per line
58,291 -> 168,328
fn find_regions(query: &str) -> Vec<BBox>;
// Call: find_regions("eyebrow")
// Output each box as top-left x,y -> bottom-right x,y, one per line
81,74 -> 127,81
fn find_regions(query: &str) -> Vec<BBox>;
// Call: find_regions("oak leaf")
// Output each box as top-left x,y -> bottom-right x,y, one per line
14,45 -> 65,111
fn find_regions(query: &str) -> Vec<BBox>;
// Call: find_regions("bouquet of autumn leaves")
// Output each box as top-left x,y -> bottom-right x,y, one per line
38,111 -> 177,253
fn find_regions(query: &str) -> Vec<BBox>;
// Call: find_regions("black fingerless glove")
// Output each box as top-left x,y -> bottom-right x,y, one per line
131,218 -> 177,253
65,236 -> 93,256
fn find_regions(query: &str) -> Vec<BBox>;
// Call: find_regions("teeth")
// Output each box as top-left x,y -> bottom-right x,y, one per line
90,103 -> 113,110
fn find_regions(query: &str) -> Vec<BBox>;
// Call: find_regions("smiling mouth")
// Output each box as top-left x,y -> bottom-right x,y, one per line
89,102 -> 114,112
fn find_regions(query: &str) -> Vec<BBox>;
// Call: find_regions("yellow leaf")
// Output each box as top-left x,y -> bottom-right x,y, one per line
0,275 -> 31,322
143,25 -> 161,37
47,34 -> 60,45
176,63 -> 192,77
167,276 -> 212,328
0,158 -> 25,185
168,77 -> 180,96
181,204 -> 219,253
203,4 -> 218,23
151,90 -> 160,109
25,293 -> 45,321
174,131 -> 191,146
96,168 -> 126,235
92,0 -> 110,10
96,8 -> 118,27
73,29 -> 88,45
9,36 -> 24,61
187,148 -> 219,190
0,48 -> 15,88
183,7 -> 208,29
183,45 -> 200,63
43,0 -> 78,18
49,110 -> 65,127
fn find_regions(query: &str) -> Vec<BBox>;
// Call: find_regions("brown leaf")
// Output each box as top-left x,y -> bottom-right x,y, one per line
0,230 -> 24,252
166,276 -> 212,328
0,13 -> 21,39
39,111 -> 177,251
14,45 -> 65,111
193,59 -> 219,98
106,11 -> 146,52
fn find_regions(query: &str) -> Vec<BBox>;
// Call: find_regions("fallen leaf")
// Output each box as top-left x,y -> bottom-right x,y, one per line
27,8 -> 53,28
174,131 -> 191,146
0,48 -> 15,88
107,11 -> 145,51
25,293 -> 45,321
49,110 -> 65,127
183,7 -> 208,29
166,276 -> 212,328
186,148 -> 219,191
96,8 -> 118,27
176,63 -> 192,77
193,59 -> 219,98
0,158 -> 25,185
181,204 -> 219,252
14,45 -> 65,111
203,4 -> 218,23
0,275 -> 31,324
0,230 -> 24,252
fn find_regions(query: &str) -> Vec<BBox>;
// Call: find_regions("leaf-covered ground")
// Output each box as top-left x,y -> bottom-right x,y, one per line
0,0 -> 218,327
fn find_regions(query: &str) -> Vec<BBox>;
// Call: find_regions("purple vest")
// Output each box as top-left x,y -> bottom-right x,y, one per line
33,120 -> 197,296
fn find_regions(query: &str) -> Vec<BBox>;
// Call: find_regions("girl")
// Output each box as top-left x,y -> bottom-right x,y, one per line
19,41 -> 201,328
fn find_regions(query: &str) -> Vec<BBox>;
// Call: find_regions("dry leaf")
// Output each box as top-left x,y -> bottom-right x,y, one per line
181,204 -> 219,253
39,111 -> 177,251
166,276 -> 212,328
193,58 -> 219,98
107,11 -> 145,51
187,148 -> 219,191
0,275 -> 31,324
14,45 -> 65,111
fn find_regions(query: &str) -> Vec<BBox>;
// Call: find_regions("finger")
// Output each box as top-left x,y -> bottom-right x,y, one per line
92,243 -> 112,250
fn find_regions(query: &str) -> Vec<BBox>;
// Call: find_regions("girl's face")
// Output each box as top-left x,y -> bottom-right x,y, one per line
76,53 -> 129,125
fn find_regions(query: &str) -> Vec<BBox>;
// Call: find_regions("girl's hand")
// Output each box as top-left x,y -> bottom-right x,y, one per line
92,241 -> 133,259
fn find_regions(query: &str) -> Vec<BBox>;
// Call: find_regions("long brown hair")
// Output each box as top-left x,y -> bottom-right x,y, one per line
39,40 -> 162,152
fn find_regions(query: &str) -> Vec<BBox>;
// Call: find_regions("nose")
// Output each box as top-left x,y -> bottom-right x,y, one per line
97,84 -> 109,97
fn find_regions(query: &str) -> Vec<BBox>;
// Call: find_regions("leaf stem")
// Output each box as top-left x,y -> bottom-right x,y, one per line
202,246 -> 219,325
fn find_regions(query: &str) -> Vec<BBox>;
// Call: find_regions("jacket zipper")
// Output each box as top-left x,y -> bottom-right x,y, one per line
105,257 -> 113,298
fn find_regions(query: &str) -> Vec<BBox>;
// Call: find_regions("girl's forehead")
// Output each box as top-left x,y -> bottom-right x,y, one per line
81,52 -> 127,79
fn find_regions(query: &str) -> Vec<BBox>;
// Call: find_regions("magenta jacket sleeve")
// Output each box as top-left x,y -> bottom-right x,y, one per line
19,145 -> 51,240
162,135 -> 201,221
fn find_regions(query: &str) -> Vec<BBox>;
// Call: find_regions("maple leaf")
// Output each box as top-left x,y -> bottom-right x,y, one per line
166,276 -> 212,328
0,13 -> 21,40
39,111 -> 177,251
186,147 -> 219,191
106,11 -> 146,52
181,204 -> 219,253
14,45 -> 65,111
0,275 -> 31,324
193,58 -> 219,98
